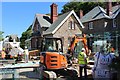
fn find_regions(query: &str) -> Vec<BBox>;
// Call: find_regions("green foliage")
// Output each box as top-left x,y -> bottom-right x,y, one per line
20,25 -> 32,49
61,2 -> 105,16
26,25 -> 32,31
0,31 -> 4,41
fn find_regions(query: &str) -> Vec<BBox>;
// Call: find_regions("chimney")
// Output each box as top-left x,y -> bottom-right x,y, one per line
106,1 -> 112,16
50,3 -> 58,23
79,10 -> 83,19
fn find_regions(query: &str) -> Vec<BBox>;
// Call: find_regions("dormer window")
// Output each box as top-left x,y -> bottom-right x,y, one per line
68,21 -> 75,30
9,37 -> 13,42
88,22 -> 93,29
113,19 -> 116,28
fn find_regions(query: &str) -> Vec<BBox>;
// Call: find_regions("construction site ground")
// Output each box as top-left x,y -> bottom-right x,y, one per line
18,64 -> 93,80
0,60 -> 94,80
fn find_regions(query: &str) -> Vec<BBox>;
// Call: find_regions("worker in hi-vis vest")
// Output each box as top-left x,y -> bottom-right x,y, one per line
78,48 -> 87,79
1,48 -> 6,59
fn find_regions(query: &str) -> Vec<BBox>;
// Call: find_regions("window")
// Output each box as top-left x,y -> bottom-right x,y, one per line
113,19 -> 117,27
104,22 -> 108,28
35,39 -> 37,48
68,21 -> 72,29
9,37 -> 13,42
68,21 -> 75,30
36,24 -> 40,30
88,22 -> 93,29
72,21 -> 75,29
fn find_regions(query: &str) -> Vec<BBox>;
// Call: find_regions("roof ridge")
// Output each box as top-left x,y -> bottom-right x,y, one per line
44,10 -> 83,35
81,5 -> 111,23
58,10 -> 72,18
98,6 -> 108,17
92,6 -> 106,19
112,5 -> 120,14
36,13 -> 50,17
44,10 -> 72,34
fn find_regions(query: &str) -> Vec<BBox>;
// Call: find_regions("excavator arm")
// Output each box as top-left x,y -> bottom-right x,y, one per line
68,34 -> 89,56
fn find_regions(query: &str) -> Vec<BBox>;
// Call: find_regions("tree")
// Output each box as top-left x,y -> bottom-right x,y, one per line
20,25 -> 32,49
0,31 -> 4,41
61,2 -> 105,16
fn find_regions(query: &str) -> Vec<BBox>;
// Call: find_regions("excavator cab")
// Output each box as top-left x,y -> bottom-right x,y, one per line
41,37 -> 63,52
40,37 -> 68,70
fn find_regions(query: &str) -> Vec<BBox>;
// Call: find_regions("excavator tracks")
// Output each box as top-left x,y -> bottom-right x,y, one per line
42,68 -> 78,80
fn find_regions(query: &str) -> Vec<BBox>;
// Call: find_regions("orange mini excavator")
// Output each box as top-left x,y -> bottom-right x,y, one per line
39,37 -> 78,79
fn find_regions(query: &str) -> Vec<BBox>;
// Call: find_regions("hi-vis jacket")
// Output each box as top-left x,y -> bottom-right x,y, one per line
78,52 -> 87,65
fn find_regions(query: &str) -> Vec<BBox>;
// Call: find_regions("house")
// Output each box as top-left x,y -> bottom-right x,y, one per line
81,6 -> 110,34
81,2 -> 120,53
2,35 -> 24,56
31,14 -> 52,50
31,3 -> 84,53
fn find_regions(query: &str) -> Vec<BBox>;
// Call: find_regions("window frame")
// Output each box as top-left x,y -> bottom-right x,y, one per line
36,24 -> 40,30
88,22 -> 93,29
68,21 -> 75,30
113,19 -> 117,28
104,21 -> 108,28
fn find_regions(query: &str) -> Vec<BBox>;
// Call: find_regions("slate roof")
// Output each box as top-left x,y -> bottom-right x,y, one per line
111,5 -> 120,18
43,11 -> 71,35
7,34 -> 19,42
9,35 -> 18,40
80,6 -> 110,23
44,10 -> 84,35
35,14 -> 52,28
81,5 -> 120,23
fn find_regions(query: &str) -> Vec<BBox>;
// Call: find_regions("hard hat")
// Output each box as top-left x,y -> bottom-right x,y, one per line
25,46 -> 27,49
2,48 -> 5,51
81,48 -> 85,51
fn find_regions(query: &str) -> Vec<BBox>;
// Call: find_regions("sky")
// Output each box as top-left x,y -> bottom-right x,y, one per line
1,2 -> 67,38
